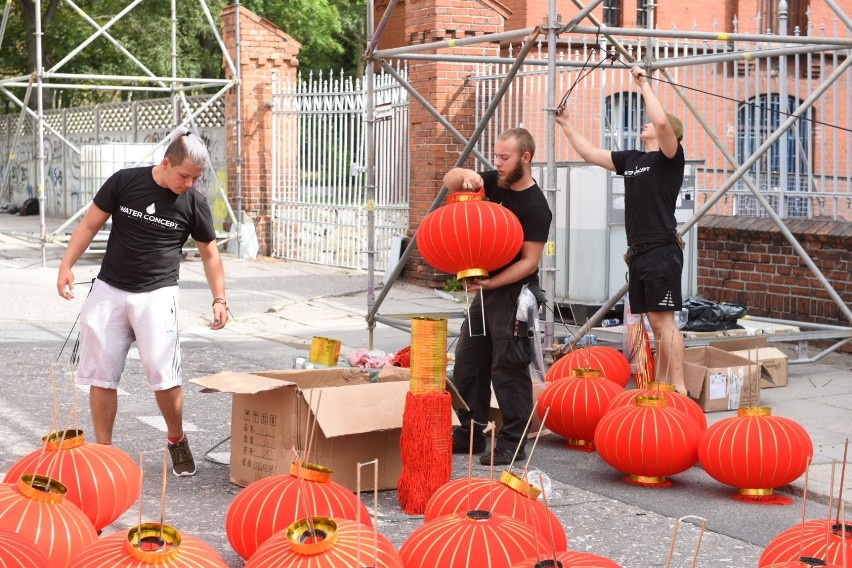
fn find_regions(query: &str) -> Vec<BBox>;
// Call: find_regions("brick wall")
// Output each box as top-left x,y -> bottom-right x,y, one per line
697,215 -> 851,330
221,6 -> 300,256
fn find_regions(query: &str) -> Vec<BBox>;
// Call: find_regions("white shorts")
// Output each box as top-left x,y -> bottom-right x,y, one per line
76,279 -> 182,391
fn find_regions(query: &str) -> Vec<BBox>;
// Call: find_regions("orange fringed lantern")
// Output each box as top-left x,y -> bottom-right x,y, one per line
546,346 -> 631,388
398,317 -> 453,515
0,475 -> 97,567
225,462 -> 371,560
245,517 -> 403,568
416,191 -> 523,280
69,523 -> 227,567
699,407 -> 812,505
4,429 -> 141,530
536,369 -> 623,452
608,382 -> 707,432
0,529 -> 51,567
400,510 -> 548,568
594,396 -> 701,487
759,520 -> 852,566
511,550 -> 623,567
424,476 -> 567,551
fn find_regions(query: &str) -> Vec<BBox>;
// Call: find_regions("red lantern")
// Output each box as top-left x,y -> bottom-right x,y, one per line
547,346 -> 631,388
424,475 -> 567,551
226,461 -> 371,560
608,382 -> 707,432
417,191 -> 523,280
0,529 -> 51,567
699,407 -> 812,504
763,562 -> 841,568
245,517 -> 403,568
511,549 -> 623,567
760,520 -> 852,566
0,475 -> 97,567
4,429 -> 141,530
69,523 -> 227,567
400,510 -> 548,568
536,369 -> 623,451
594,396 -> 701,487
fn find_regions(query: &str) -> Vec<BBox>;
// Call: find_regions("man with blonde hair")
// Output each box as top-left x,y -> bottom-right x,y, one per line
57,127 -> 227,476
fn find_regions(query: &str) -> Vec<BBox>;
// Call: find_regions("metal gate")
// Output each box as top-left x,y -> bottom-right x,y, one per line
270,68 -> 409,270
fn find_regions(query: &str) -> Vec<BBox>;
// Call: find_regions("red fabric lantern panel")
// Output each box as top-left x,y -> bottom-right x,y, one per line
0,475 -> 97,568
762,562 -> 841,568
699,407 -> 812,504
4,429 -> 141,530
225,462 -> 371,560
417,191 -> 524,279
608,383 -> 707,432
69,523 -> 227,567
594,396 -> 701,487
536,370 -> 623,451
547,346 -> 631,388
0,529 -> 51,568
424,476 -> 567,551
511,549 -> 623,567
400,510 -> 548,568
760,520 -> 852,566
245,518 -> 403,568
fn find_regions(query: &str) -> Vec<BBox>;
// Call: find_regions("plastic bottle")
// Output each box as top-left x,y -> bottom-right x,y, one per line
601,318 -> 621,327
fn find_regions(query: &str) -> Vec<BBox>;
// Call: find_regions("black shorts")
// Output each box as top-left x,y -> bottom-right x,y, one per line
627,243 -> 683,314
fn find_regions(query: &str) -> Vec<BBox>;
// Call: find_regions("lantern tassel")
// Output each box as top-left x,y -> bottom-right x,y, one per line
733,492 -> 794,506
397,391 -> 452,514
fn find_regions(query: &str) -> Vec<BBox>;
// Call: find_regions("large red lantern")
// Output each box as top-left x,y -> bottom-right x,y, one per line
699,407 -> 812,504
245,517 -> 403,567
424,476 -> 567,551
511,549 -> 623,567
0,475 -> 97,568
759,520 -> 852,566
594,396 -> 701,487
400,509 -> 548,568
225,461 -> 371,560
69,523 -> 227,567
4,429 -> 141,530
0,529 -> 51,567
608,382 -> 707,432
536,369 -> 623,451
417,191 -> 523,280
547,346 -> 631,388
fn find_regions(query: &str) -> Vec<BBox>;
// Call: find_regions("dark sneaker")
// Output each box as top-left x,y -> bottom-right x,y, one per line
452,430 -> 485,454
479,447 -> 525,466
168,437 -> 197,477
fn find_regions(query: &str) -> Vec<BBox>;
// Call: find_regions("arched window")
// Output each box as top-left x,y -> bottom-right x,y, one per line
604,91 -> 644,151
736,94 -> 812,217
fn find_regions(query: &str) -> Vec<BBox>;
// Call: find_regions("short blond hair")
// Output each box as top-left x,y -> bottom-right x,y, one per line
667,114 -> 684,142
499,128 -> 536,159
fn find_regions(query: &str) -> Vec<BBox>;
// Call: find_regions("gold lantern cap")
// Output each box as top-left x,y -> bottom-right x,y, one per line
290,461 -> 334,483
635,395 -> 666,408
126,523 -> 182,562
18,474 -> 67,504
43,428 -> 85,450
738,406 -> 772,417
499,469 -> 542,500
287,517 -> 338,555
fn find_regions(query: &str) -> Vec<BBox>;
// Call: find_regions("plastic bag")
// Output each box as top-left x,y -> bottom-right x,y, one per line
516,284 -> 545,383
681,297 -> 747,332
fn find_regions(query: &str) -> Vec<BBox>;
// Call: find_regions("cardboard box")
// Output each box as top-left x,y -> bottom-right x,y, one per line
709,338 -> 789,388
683,346 -> 761,412
191,367 -> 410,492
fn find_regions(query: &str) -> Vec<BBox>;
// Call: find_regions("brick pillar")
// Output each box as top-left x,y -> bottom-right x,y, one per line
374,0 -> 507,287
221,6 -> 300,256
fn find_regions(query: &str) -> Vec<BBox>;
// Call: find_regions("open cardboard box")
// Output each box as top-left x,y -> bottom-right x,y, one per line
192,367 -> 419,491
709,337 -> 789,388
683,346 -> 761,412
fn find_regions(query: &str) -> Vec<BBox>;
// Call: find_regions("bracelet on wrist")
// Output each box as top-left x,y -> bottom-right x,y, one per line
212,297 -> 227,307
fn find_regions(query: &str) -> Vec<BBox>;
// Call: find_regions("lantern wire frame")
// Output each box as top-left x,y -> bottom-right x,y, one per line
356,459 -> 383,568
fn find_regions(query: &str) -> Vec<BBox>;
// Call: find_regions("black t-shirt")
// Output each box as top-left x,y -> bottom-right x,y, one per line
611,145 -> 685,245
93,166 -> 216,293
482,170 -> 552,286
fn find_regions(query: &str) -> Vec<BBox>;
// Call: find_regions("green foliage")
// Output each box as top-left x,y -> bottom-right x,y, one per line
443,277 -> 464,293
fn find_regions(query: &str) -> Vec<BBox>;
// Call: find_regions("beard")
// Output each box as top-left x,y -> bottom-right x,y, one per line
497,161 -> 525,189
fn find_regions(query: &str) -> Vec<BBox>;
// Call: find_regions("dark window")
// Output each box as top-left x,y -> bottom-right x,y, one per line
759,0 -> 809,34
636,0 -> 650,28
603,0 -> 621,27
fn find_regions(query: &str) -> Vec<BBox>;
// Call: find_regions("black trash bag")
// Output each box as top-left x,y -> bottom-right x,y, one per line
681,296 -> 747,332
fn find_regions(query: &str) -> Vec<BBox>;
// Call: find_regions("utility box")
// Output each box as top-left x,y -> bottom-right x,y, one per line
545,162 -> 700,315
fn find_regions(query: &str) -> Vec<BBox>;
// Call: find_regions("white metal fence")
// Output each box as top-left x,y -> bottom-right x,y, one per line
469,15 -> 852,222
270,68 -> 409,270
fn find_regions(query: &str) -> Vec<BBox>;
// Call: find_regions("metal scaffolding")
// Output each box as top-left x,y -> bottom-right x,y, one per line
362,0 -> 852,359
0,0 -> 243,264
